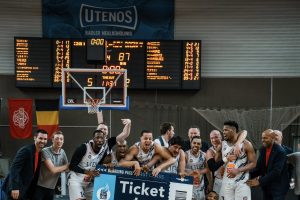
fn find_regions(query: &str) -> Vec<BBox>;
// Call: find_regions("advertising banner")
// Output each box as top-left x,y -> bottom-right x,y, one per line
93,166 -> 193,200
42,0 -> 174,39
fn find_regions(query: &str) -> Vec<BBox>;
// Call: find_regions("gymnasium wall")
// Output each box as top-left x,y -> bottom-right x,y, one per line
1,75 -> 300,159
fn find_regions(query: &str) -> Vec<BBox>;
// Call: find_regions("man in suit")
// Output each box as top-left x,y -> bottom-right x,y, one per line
247,129 -> 289,200
2,129 -> 48,200
273,130 -> 293,155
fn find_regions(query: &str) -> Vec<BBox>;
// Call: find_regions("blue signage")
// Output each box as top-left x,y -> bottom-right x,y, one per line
42,0 -> 174,39
93,166 -> 193,200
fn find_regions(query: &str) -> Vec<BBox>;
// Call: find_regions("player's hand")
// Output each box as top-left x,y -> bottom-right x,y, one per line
227,168 -> 239,178
152,167 -> 161,177
179,171 -> 187,178
86,169 -> 100,177
246,178 -> 260,187
233,144 -> 242,156
142,165 -> 150,172
227,154 -> 237,162
220,166 -> 225,178
11,190 -> 19,199
215,144 -> 222,152
121,119 -> 131,125
133,162 -> 141,176
104,163 -> 116,170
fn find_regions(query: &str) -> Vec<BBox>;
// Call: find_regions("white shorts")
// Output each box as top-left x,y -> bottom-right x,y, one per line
220,181 -> 251,200
68,172 -> 94,200
213,177 -> 222,195
192,185 -> 205,200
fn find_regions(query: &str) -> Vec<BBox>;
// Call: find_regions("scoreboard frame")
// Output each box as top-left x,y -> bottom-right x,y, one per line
14,37 -> 201,90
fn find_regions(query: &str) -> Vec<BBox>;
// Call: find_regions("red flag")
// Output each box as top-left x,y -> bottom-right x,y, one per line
8,99 -> 33,139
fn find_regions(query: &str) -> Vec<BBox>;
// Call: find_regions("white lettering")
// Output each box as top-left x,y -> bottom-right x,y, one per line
85,9 -> 93,23
120,180 -> 130,193
134,185 -> 141,195
140,182 -> 149,195
125,11 -> 132,23
150,188 -> 158,196
119,180 -> 165,197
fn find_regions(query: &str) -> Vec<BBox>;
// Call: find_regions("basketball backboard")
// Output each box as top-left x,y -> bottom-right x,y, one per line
60,68 -> 129,111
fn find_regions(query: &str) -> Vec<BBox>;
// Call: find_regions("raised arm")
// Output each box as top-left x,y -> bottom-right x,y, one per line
97,111 -> 104,124
234,130 -> 248,155
116,119 -> 131,143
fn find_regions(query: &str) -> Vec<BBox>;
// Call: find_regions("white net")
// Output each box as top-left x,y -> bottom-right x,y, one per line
86,99 -> 101,114
192,106 -> 300,148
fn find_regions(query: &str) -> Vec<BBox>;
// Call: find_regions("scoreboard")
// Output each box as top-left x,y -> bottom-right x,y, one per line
15,37 -> 201,90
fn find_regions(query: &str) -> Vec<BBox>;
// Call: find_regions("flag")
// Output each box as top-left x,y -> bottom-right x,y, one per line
35,99 -> 59,138
8,99 -> 33,139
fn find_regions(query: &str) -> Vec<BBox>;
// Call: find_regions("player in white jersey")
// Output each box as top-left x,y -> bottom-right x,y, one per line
206,129 -> 247,196
110,140 -> 128,166
163,136 -> 186,175
186,136 -> 212,200
154,122 -> 175,147
147,136 -> 186,175
119,130 -> 176,176
219,121 -> 256,200
68,119 -> 131,200
101,140 -> 128,167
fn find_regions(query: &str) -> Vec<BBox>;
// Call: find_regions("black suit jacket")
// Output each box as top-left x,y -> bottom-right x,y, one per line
2,144 -> 40,199
250,143 -> 289,196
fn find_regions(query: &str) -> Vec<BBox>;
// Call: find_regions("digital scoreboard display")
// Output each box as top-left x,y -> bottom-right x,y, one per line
146,41 -> 181,89
15,38 -> 52,87
14,37 -> 201,90
105,40 -> 145,89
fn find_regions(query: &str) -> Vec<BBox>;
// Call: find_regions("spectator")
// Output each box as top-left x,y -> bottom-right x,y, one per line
247,129 -> 289,200
2,129 -> 48,200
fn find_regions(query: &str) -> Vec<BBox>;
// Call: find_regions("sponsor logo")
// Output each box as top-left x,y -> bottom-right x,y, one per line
176,177 -> 189,182
80,4 -> 137,30
13,108 -> 29,129
97,184 -> 111,200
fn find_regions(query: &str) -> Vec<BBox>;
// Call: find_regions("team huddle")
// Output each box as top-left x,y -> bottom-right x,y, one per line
2,119 -> 291,200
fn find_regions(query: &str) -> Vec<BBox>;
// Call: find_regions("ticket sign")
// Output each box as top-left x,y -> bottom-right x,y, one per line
93,166 -> 193,200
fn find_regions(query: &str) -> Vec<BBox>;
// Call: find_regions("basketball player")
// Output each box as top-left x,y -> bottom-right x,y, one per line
68,119 -> 131,200
219,120 -> 256,200
147,136 -> 186,176
185,136 -> 211,200
119,130 -> 176,177
102,140 -> 128,167
206,129 -> 247,195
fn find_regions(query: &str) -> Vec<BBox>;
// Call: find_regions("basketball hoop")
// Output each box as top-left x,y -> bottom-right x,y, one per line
86,99 -> 101,114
